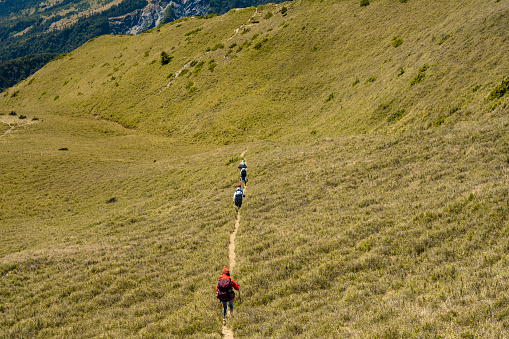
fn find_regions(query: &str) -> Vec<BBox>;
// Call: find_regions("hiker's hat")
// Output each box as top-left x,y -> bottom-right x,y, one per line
238,184 -> 242,187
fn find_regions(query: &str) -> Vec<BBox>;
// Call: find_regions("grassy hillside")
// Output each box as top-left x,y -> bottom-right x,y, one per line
2,0 -> 509,142
1,0 -> 509,337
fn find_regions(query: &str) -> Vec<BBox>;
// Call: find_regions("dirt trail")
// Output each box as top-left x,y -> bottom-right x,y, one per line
222,149 -> 247,338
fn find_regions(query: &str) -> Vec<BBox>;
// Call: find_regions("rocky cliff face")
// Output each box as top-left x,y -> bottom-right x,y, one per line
109,0 -> 209,35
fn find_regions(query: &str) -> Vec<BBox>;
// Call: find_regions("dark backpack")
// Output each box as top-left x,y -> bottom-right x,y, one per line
217,278 -> 234,301
240,168 -> 247,177
234,191 -> 243,203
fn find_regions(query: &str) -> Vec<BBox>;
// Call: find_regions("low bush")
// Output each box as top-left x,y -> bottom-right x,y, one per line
392,37 -> 403,47
185,27 -> 203,36
160,51 -> 173,65
410,65 -> 429,86
487,78 -> 509,101
387,109 -> 405,122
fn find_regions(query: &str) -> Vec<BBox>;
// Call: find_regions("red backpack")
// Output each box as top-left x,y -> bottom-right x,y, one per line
217,278 -> 234,302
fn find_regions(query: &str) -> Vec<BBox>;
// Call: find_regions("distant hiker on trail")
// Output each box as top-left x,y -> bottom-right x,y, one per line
238,160 -> 247,184
233,184 -> 244,209
216,266 -> 240,325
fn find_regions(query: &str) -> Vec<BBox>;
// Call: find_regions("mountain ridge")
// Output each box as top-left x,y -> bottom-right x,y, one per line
3,0 -> 508,143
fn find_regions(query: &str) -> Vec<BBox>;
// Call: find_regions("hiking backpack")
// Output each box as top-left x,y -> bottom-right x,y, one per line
234,190 -> 243,203
240,168 -> 247,177
217,277 -> 234,302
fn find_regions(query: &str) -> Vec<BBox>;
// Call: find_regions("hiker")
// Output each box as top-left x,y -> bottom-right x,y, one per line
216,266 -> 240,324
238,160 -> 247,184
233,184 -> 244,209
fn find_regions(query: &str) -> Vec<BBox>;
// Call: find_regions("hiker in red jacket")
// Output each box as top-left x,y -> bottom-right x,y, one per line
216,266 -> 240,324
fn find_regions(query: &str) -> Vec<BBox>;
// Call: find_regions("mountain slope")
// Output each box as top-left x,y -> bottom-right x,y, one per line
1,0 -> 509,337
0,0 -> 286,91
3,0 -> 508,143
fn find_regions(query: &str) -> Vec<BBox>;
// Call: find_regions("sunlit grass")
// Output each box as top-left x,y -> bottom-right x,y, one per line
1,0 -> 509,337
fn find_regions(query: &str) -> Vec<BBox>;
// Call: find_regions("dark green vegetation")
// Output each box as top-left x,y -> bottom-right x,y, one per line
0,0 -> 286,91
2,0 -> 509,337
0,0 -> 149,90
0,53 -> 59,91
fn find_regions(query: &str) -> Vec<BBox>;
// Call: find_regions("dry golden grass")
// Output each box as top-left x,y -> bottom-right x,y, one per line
1,0 -> 509,337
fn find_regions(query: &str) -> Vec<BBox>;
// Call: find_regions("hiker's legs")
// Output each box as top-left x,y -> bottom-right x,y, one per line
221,301 -> 228,318
228,300 -> 234,315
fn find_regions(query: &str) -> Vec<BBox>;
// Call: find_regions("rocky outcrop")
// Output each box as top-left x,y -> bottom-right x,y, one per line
109,0 -> 209,35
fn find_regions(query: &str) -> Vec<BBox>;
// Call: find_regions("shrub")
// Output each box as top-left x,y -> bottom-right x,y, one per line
198,14 -> 217,19
352,78 -> 360,86
265,12 -> 273,19
254,38 -> 269,50
419,64 -> 430,72
212,43 -> 224,51
18,115 -> 26,119
410,65 -> 429,86
9,111 -> 16,116
58,147 -> 69,151
438,34 -> 451,45
360,0 -> 370,6
397,68 -> 405,76
185,27 -> 202,36
487,78 -> 509,100
367,76 -> 376,83
281,6 -> 288,16
392,37 -> 403,47
160,51 -> 173,65
410,72 -> 425,85
387,109 -> 405,122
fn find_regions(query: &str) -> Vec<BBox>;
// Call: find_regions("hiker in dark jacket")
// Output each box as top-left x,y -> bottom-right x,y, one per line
233,184 -> 244,209
216,266 -> 240,324
238,160 -> 247,184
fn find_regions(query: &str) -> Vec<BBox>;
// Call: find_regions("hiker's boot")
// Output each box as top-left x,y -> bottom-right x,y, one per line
223,318 -> 226,326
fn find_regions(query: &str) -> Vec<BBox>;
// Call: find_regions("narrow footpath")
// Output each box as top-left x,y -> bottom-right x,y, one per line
222,150 -> 247,339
